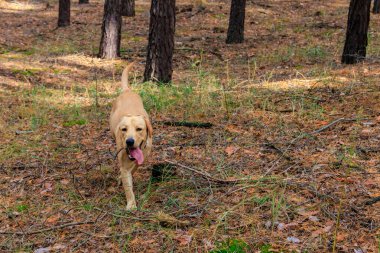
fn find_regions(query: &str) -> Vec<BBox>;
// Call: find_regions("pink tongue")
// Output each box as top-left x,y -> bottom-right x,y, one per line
130,148 -> 144,165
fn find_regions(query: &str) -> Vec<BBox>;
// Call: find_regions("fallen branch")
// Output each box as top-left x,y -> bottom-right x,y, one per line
262,143 -> 292,161
0,221 -> 95,235
78,230 -> 130,238
93,207 -> 153,221
364,196 -> 380,206
309,117 -> 357,135
161,121 -> 213,128
164,160 -> 246,184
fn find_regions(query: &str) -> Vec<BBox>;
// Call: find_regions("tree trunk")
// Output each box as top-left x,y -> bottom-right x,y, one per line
58,0 -> 70,27
226,0 -> 246,44
121,0 -> 135,16
373,0 -> 380,13
341,0 -> 371,64
79,0 -> 89,4
98,0 -> 122,59
144,0 -> 176,83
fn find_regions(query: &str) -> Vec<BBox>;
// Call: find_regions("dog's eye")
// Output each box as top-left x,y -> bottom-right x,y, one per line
136,128 -> 143,132
121,128 -> 127,132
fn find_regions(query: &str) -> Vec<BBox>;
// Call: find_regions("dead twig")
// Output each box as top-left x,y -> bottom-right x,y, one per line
262,143 -> 292,161
309,117 -> 357,135
108,147 -> 124,160
0,221 -> 95,235
264,117 -> 359,175
161,121 -> 213,128
164,160 -> 247,184
364,196 -> 380,206
78,230 -> 130,238
93,207 -> 153,221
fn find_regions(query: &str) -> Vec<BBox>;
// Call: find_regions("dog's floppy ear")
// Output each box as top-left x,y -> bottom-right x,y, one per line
144,116 -> 153,139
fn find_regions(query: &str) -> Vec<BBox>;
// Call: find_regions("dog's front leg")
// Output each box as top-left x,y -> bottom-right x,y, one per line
120,169 -> 136,210
119,156 -> 137,210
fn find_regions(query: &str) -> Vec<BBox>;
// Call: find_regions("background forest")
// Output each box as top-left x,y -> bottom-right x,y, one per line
0,0 -> 379,252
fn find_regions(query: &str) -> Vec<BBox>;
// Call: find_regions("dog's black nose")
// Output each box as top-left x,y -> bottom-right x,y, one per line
126,138 -> 135,147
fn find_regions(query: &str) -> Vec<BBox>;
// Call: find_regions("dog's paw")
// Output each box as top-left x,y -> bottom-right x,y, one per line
126,201 -> 137,210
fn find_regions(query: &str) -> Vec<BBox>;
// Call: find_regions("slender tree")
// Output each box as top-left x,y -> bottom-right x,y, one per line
373,0 -> 380,13
98,0 -> 122,59
121,0 -> 135,16
58,0 -> 70,27
226,0 -> 246,44
79,0 -> 89,4
341,0 -> 371,64
144,0 -> 176,83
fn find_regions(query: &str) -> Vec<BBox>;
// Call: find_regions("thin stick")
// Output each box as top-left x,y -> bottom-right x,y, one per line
164,160 -> 245,184
109,147 -> 124,160
264,117 -> 358,175
0,221 -> 95,235
332,199 -> 342,253
78,230 -> 129,238
93,207 -> 153,221
310,118 -> 356,135
364,196 -> 380,206
222,60 -> 230,119
161,121 -> 213,128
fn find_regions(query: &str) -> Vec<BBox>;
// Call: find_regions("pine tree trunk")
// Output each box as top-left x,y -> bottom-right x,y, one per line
373,0 -> 380,13
121,0 -> 135,17
144,0 -> 176,83
58,0 -> 70,27
341,0 -> 371,64
98,0 -> 122,59
226,0 -> 246,44
79,0 -> 89,4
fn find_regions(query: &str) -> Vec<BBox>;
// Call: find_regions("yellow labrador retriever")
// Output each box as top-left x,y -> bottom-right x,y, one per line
110,63 -> 152,210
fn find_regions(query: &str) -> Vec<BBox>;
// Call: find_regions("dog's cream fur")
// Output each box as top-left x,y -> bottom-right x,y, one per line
109,63 -> 152,210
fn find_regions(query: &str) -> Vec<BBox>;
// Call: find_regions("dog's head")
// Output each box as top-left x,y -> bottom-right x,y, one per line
116,115 -> 152,165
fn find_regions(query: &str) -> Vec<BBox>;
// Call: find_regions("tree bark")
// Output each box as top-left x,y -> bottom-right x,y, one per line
79,0 -> 89,4
373,0 -> 380,13
58,0 -> 70,27
226,0 -> 246,44
144,0 -> 176,84
121,0 -> 135,16
341,0 -> 371,64
98,0 -> 122,59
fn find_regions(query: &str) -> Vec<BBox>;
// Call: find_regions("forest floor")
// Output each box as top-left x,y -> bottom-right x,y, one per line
0,0 -> 380,252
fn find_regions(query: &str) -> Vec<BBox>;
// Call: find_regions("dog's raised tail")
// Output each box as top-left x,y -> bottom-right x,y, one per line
121,62 -> 135,91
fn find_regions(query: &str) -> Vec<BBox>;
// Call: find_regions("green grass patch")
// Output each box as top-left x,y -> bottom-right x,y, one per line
12,68 -> 42,78
63,119 -> 87,127
81,203 -> 94,211
210,239 -> 249,253
303,46 -> 327,61
16,204 -> 29,213
259,244 -> 275,253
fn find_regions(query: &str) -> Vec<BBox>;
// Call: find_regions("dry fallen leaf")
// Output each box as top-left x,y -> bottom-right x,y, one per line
311,221 -> 334,238
287,236 -> 301,244
175,234 -> 192,246
60,179 -> 70,185
225,146 -> 239,156
155,211 -> 190,228
45,214 -> 60,225
225,125 -> 245,134
34,244 -> 66,253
